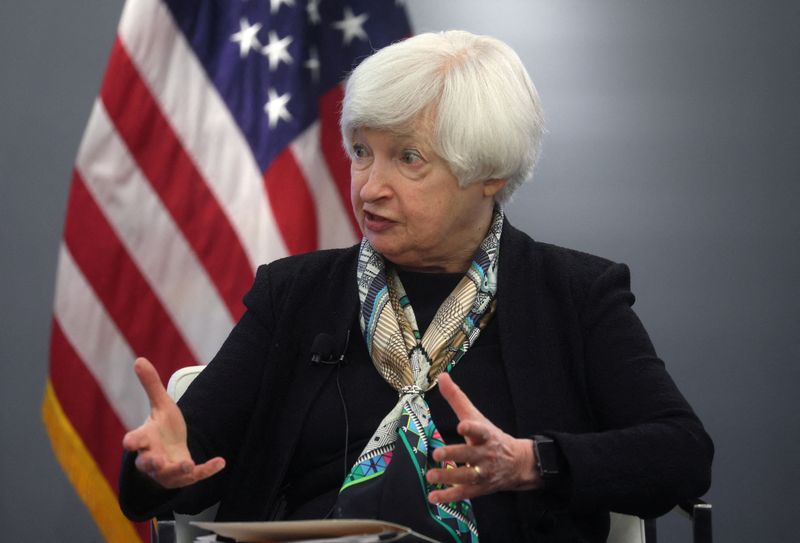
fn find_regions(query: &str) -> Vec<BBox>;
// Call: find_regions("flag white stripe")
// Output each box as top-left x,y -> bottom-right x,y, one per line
118,0 -> 288,269
290,122 -> 359,249
76,100 -> 233,364
54,243 -> 148,430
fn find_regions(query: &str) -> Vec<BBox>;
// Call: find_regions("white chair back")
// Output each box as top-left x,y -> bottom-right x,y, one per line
166,365 -> 206,402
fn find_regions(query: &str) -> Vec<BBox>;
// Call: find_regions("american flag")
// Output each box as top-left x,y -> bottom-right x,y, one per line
42,0 -> 410,540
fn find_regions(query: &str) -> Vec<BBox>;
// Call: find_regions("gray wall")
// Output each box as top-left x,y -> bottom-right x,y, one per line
1,1 -> 797,541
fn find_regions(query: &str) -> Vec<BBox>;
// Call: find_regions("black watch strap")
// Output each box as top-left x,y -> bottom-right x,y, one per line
533,435 -> 560,481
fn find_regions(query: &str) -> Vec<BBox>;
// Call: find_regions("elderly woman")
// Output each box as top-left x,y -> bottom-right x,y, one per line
120,31 -> 713,542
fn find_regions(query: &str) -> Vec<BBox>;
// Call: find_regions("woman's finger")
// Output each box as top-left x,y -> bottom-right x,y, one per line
133,453 -> 225,488
122,428 -> 149,452
133,357 -> 172,410
437,373 -> 484,422
432,443 -> 481,465
457,420 -> 491,445
160,457 -> 227,488
135,451 -> 165,475
428,482 -> 481,505
192,457 -> 226,481
427,464 -> 486,487
155,460 -> 196,487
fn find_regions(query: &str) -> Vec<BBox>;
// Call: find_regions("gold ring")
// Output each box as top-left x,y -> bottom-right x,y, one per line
470,464 -> 482,484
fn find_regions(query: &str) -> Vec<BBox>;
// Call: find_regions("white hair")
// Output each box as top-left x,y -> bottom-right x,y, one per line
340,30 -> 545,203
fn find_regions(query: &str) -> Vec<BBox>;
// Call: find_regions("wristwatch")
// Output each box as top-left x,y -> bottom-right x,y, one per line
533,435 -> 560,482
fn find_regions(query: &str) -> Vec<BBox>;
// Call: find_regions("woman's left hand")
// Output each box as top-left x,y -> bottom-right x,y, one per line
425,373 -> 543,504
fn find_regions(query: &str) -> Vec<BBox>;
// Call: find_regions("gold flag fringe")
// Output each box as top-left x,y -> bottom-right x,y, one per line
42,379 -> 142,542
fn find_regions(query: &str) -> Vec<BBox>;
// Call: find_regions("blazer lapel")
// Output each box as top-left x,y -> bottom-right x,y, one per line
496,221 -> 546,437
270,247 -> 362,482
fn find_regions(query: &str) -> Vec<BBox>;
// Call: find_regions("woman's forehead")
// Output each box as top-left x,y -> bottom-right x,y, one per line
354,122 -> 434,147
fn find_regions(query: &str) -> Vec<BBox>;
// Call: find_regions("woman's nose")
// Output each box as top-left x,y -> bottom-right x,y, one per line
359,160 -> 392,202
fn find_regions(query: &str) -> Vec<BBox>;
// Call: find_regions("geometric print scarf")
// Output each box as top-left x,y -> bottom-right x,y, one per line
333,208 -> 504,542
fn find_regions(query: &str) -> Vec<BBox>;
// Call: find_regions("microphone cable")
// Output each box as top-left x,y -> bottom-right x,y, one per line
322,329 -> 351,520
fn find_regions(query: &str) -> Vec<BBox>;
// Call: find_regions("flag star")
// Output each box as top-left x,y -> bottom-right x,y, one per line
270,0 -> 295,14
230,18 -> 263,57
307,0 -> 322,25
261,31 -> 294,71
332,6 -> 369,45
264,88 -> 293,128
304,46 -> 321,82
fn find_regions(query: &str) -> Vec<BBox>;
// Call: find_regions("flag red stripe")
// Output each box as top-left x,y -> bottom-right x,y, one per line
263,148 -> 318,254
63,172 -> 196,379
49,323 -> 151,542
49,320 -> 128,493
318,85 -> 359,237
101,38 -> 251,320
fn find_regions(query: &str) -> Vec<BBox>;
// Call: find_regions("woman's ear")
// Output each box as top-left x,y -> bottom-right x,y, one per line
482,178 -> 508,198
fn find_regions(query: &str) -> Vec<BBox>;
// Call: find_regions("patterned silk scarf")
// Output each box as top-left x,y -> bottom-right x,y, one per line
334,208 -> 504,543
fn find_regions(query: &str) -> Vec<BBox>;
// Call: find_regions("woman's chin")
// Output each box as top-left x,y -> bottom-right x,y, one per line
367,238 -> 396,258
366,237 -> 408,265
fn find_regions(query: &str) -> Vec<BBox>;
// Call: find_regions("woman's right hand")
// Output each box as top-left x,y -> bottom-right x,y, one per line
122,357 -> 226,489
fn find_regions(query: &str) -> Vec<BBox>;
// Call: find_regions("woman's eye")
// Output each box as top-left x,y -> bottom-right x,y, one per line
352,144 -> 368,158
400,150 -> 422,164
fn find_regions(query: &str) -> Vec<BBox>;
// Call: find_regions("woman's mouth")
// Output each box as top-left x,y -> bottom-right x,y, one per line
363,211 -> 395,232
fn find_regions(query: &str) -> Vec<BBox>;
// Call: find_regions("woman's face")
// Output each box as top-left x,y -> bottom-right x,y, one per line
350,126 -> 503,273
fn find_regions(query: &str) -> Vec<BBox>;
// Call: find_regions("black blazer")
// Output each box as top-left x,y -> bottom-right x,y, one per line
120,221 -> 713,542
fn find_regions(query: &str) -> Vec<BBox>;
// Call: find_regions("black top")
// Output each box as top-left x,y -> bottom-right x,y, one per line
285,270 -> 524,541
119,221 -> 713,543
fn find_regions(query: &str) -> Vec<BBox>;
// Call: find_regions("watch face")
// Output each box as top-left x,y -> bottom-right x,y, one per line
535,436 -> 559,477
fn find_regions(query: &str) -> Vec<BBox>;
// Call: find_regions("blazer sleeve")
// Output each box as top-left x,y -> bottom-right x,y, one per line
547,262 -> 714,517
118,264 -> 280,520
